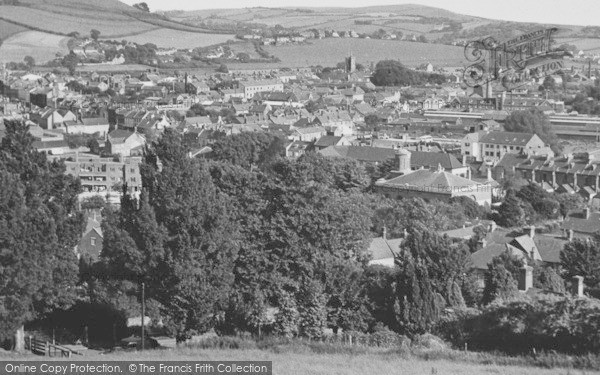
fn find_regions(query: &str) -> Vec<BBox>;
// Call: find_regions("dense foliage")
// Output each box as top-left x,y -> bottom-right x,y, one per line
370,60 -> 447,86
0,121 -> 83,343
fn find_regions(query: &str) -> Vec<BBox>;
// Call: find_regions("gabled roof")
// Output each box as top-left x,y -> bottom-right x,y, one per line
379,169 -> 482,191
108,129 -> 135,143
562,211 -> 600,234
314,135 -> 343,148
479,131 -> 536,146
319,146 -> 395,163
368,237 -> 403,261
410,151 -> 464,170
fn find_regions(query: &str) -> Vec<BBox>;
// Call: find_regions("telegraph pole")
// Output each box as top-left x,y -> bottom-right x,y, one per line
141,282 -> 145,350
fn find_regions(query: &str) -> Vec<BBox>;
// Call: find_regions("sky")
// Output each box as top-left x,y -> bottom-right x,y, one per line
121,0 -> 600,26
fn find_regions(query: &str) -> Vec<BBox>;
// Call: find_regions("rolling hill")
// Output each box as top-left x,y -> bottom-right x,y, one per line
0,0 -> 235,63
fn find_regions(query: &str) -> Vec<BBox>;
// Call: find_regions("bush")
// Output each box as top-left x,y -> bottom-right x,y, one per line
439,294 -> 600,355
188,336 -> 257,350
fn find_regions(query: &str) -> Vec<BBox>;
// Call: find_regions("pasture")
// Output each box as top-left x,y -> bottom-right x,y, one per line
0,347 -> 585,375
119,30 -> 236,49
0,31 -> 69,64
0,5 -> 155,38
0,19 -> 29,41
555,37 -> 600,52
263,38 -> 466,68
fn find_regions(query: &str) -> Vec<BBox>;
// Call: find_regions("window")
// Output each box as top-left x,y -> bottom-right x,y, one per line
465,151 -> 470,155
91,237 -> 96,246
465,143 -> 470,147
510,146 -> 514,150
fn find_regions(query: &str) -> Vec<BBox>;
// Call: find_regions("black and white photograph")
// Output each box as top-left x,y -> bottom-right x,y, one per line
1,0 -> 600,374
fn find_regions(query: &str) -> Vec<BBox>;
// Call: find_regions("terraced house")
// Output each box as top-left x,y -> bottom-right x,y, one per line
515,153 -> 600,199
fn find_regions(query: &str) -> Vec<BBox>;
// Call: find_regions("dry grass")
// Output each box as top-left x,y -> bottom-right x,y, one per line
0,31 -> 69,64
120,29 -> 235,49
0,347 -> 584,375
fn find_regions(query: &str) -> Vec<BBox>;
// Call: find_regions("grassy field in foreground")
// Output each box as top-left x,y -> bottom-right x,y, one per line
1,347 -> 594,375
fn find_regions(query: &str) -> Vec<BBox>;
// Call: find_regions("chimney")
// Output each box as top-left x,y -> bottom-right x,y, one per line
529,226 -> 535,238
467,167 -> 472,180
584,207 -> 590,219
487,167 -> 492,181
571,275 -> 584,297
382,226 -> 387,240
568,229 -> 574,241
462,154 -> 467,166
518,264 -> 533,292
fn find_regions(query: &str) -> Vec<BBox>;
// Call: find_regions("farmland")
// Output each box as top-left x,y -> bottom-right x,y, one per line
120,30 -> 236,49
0,19 -> 29,41
555,37 -> 600,52
262,38 -> 466,68
0,31 -> 69,64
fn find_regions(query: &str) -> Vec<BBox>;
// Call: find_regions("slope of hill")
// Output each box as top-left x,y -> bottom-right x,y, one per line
0,0 -> 235,63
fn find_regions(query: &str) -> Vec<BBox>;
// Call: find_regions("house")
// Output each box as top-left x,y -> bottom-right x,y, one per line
374,149 -> 492,205
470,226 -> 567,287
106,129 -> 146,157
285,140 -> 312,159
77,226 -> 103,261
32,139 -> 71,155
290,126 -> 327,142
367,229 -> 403,267
463,131 -> 552,162
65,155 -> 142,194
314,135 -> 352,150
239,80 -> 284,100
561,208 -> 600,239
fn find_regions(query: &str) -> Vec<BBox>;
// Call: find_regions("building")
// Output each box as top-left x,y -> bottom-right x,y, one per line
367,228 -> 403,267
374,149 -> 492,205
64,155 -> 142,194
106,129 -> 146,157
462,131 -> 552,162
239,80 -> 284,100
514,153 -> 600,196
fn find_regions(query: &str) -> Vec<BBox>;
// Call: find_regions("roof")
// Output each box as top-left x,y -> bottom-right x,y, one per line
479,131 -> 536,146
562,211 -> 600,234
410,151 -> 464,170
471,243 -> 507,270
377,169 -> 483,192
368,237 -> 403,261
32,140 -> 70,149
295,126 -> 325,135
534,235 -> 566,264
108,129 -> 135,143
319,146 -> 395,163
314,135 -> 343,148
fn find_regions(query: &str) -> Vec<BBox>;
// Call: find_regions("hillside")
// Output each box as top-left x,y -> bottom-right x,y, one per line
0,0 -> 235,63
165,4 -> 600,52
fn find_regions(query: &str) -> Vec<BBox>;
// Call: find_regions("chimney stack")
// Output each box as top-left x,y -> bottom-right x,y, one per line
571,275 -> 584,297
462,154 -> 467,166
382,226 -> 387,240
487,167 -> 492,181
568,229 -> 574,241
529,226 -> 535,238
518,264 -> 533,292
584,207 -> 590,220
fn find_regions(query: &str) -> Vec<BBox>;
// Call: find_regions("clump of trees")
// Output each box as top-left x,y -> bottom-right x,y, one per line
370,60 -> 447,86
0,121 -> 83,349
503,109 -> 561,153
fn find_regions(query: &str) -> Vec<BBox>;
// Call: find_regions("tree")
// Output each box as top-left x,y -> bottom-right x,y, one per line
100,130 -> 239,340
496,189 -> 526,227
482,252 -> 523,304
209,133 -> 285,170
61,51 -> 79,76
503,109 -> 561,154
90,29 -> 101,41
217,64 -> 228,73
393,254 -> 445,336
236,52 -> 250,63
0,121 -> 83,348
133,2 -> 150,12
542,76 -> 556,92
400,228 -> 471,306
23,56 -> 35,69
561,236 -> 600,288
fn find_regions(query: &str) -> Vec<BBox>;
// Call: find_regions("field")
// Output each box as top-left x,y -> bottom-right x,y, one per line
0,346 -> 588,375
0,5 -> 155,38
555,37 -> 600,52
0,19 -> 29,41
262,39 -> 465,68
0,31 -> 69,64
119,29 -> 236,49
